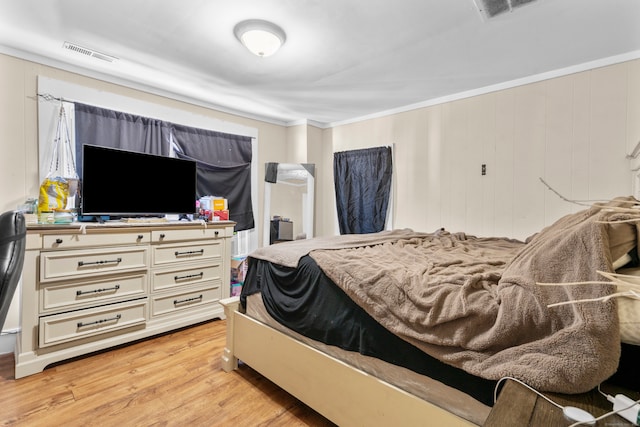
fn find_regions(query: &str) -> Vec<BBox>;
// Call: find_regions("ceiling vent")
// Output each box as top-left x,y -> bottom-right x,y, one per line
63,42 -> 118,63
473,0 -> 537,19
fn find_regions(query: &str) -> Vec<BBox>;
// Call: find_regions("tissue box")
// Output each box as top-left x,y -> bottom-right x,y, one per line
24,213 -> 38,225
213,210 -> 229,221
213,198 -> 227,211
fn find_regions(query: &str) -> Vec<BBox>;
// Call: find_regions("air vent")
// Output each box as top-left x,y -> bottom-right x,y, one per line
63,42 -> 118,63
473,0 -> 537,19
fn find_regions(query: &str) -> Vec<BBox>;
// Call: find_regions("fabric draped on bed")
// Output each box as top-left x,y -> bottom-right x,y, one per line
245,255 -> 498,406
246,197 -> 640,395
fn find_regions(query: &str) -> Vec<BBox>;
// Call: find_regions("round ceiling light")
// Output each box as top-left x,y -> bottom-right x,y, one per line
234,19 -> 286,57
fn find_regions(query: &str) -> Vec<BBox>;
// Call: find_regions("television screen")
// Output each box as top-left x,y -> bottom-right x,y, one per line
81,144 -> 197,217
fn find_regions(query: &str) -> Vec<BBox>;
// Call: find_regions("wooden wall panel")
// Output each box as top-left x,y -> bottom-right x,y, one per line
626,61 -> 640,198
569,71 -> 592,211
392,109 -> 428,231
441,101 -> 469,233
511,82 -> 547,238
543,75 -> 575,223
588,64 -> 631,199
0,56 -> 27,211
424,106 -> 444,232
468,94 -> 496,237
464,96 -> 485,234
627,60 -> 640,156
493,90 -> 516,238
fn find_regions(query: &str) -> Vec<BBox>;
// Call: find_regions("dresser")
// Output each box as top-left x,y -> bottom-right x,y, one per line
15,221 -> 234,378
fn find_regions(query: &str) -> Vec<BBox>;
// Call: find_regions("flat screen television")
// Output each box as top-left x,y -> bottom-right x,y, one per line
80,144 -> 197,218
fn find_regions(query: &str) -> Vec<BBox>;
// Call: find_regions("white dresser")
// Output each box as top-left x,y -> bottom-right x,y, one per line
15,221 -> 234,378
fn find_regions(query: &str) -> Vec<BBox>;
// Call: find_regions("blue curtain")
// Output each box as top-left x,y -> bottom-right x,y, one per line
74,103 -> 171,177
172,125 -> 254,231
75,103 -> 254,231
334,146 -> 392,234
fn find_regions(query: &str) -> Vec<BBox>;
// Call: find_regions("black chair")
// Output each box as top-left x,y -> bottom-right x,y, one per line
0,211 -> 26,331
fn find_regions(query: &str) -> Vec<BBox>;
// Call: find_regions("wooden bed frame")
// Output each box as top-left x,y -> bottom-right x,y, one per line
220,296 -> 477,426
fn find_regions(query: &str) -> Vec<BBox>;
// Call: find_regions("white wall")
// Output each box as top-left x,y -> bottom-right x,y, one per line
323,59 -> 640,241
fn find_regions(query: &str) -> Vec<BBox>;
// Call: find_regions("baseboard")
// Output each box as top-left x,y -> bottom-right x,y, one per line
0,332 -> 16,355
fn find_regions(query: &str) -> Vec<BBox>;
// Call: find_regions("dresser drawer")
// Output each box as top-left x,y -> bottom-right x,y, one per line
39,299 -> 147,347
40,246 -> 148,283
152,240 -> 222,267
151,227 -> 230,243
41,273 -> 148,313
150,283 -> 221,318
43,232 -> 150,249
151,262 -> 222,292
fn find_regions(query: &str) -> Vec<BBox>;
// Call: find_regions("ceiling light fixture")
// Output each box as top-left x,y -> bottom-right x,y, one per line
234,19 -> 286,57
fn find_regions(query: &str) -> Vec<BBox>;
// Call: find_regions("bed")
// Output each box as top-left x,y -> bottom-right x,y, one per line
220,197 -> 640,426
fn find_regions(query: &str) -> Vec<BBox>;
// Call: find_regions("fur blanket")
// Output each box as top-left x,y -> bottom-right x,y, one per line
251,199 -> 639,393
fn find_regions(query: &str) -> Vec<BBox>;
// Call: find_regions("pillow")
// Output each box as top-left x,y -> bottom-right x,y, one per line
607,222 -> 637,264
619,298 -> 640,346
611,268 -> 640,346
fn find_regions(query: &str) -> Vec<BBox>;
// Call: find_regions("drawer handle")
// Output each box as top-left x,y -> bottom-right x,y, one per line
160,233 -> 166,239
78,257 -> 122,267
77,314 -> 122,328
174,272 -> 204,281
215,231 -> 219,236
137,235 -> 144,240
55,238 -> 63,244
174,249 -> 204,257
174,295 -> 203,305
76,285 -> 121,296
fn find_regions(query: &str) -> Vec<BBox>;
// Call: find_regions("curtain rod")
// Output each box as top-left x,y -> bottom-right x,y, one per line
37,93 -> 75,104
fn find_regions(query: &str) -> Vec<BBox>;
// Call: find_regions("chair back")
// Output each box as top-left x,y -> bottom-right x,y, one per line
0,211 -> 26,331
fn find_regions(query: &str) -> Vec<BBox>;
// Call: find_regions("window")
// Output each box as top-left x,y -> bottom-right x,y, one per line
38,76 -> 259,254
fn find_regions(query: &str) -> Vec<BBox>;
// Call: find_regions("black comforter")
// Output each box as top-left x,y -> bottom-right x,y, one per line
241,255 -> 498,406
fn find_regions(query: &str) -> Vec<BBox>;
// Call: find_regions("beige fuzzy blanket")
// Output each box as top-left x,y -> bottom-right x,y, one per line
251,199 -> 639,393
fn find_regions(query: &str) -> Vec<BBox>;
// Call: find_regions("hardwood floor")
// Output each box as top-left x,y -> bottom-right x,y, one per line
0,319 -> 336,426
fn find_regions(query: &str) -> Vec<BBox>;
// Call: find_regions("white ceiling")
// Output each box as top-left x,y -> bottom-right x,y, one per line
1,0 -> 639,127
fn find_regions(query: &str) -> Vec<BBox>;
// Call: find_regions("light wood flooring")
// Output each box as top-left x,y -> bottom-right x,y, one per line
0,319 -> 336,426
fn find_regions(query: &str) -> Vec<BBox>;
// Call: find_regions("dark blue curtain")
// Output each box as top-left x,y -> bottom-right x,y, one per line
75,103 -> 254,231
334,146 -> 392,234
74,103 -> 171,177
172,125 -> 254,231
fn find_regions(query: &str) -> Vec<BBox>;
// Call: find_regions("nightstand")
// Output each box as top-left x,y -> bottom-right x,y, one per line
485,379 -> 638,426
